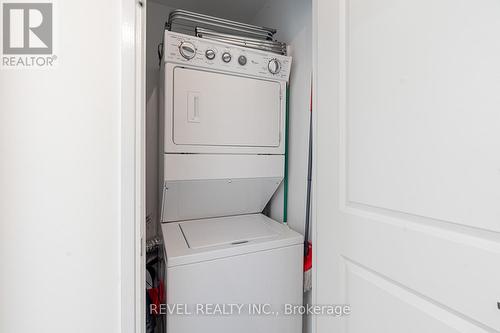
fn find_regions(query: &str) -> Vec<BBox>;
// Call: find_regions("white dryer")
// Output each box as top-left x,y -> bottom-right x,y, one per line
161,31 -> 290,155
160,31 -> 303,333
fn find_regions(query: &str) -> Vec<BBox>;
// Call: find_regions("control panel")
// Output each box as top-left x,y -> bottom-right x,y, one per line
164,31 -> 292,82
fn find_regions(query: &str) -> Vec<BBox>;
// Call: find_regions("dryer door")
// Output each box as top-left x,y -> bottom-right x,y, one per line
171,67 -> 283,150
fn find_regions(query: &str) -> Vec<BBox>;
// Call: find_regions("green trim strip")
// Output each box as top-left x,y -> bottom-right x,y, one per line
283,84 -> 290,224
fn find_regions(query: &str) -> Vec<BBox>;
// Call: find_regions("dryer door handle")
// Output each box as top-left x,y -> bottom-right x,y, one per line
188,92 -> 201,123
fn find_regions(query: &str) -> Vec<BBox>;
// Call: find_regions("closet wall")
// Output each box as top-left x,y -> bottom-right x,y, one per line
252,0 -> 312,237
252,3 -> 313,333
145,1 -> 173,240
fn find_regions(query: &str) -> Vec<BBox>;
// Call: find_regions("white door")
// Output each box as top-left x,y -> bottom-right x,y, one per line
173,67 -> 282,147
313,0 -> 500,332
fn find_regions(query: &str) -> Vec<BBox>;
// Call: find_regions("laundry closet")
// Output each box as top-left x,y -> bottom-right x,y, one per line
144,1 -> 312,332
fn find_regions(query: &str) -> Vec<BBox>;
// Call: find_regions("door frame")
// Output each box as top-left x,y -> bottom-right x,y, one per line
124,0 -> 324,331
311,0 -> 319,331
121,0 -> 146,332
311,0 -> 340,332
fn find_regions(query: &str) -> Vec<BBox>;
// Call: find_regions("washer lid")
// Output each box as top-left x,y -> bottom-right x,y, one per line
162,214 -> 303,267
179,214 -> 279,249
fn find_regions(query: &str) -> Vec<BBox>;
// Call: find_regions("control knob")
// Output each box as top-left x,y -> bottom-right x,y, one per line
268,59 -> 281,74
222,52 -> 232,63
205,49 -> 216,60
179,42 -> 196,60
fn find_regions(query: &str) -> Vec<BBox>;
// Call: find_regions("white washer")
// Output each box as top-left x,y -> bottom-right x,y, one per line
161,214 -> 303,333
160,31 -> 302,333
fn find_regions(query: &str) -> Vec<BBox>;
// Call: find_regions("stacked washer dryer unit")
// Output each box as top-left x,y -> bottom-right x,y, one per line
160,30 -> 303,333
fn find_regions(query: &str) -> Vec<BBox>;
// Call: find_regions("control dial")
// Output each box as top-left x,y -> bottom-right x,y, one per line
268,59 -> 281,74
238,55 -> 247,66
179,42 -> 196,60
222,52 -> 232,63
205,49 -> 216,60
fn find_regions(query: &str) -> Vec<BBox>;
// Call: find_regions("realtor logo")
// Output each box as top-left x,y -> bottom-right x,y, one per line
2,2 -> 56,68
3,3 -> 52,54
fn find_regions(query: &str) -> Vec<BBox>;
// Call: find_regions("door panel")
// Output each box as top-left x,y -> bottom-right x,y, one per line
346,0 -> 500,233
313,0 -> 500,332
342,209 -> 500,330
173,67 -> 282,147
345,261 -> 487,333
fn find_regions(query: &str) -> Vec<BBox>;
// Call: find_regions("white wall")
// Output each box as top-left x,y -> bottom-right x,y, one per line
252,0 -> 312,236
150,0 -> 269,22
252,2 -> 312,333
0,1 -> 124,332
145,1 -> 174,240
